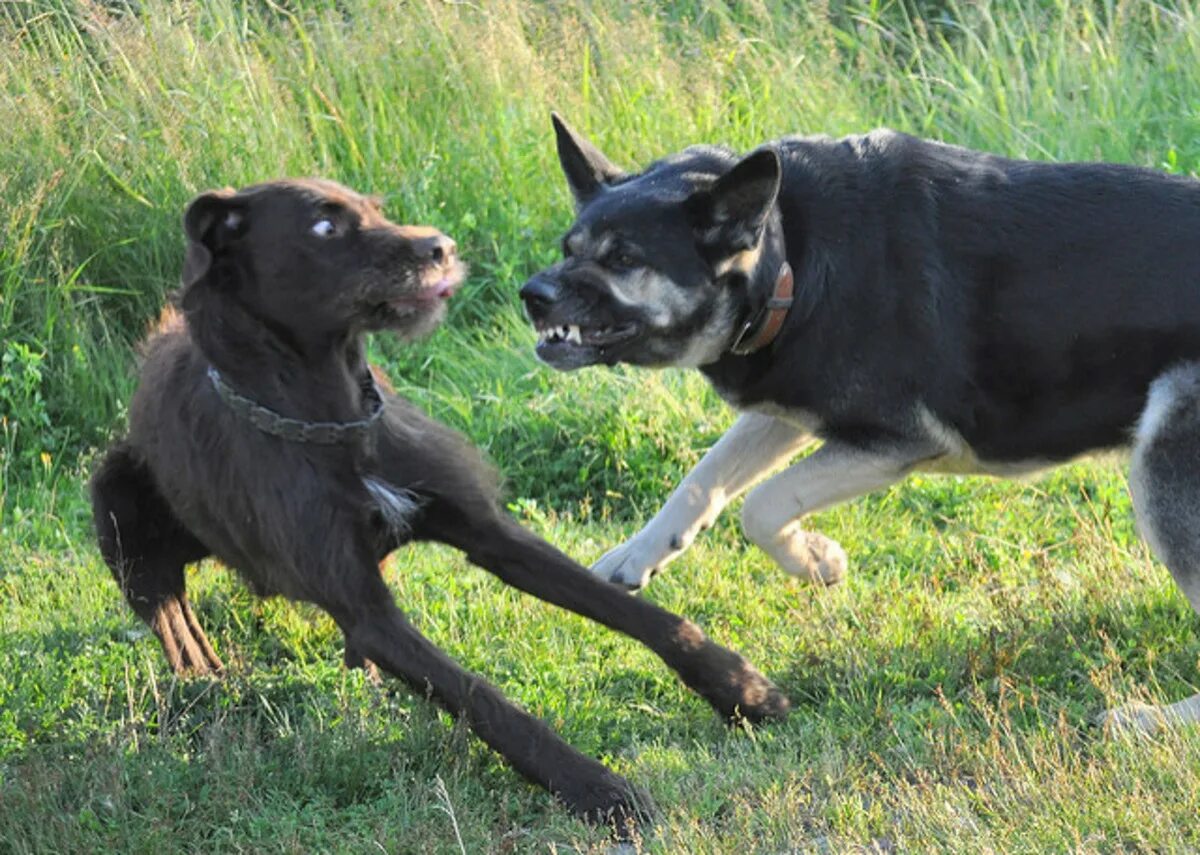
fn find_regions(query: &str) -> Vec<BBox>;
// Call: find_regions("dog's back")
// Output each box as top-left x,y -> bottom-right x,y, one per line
762,130 -> 1200,462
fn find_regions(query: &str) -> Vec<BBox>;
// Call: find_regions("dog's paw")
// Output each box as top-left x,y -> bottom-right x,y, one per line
558,772 -> 655,837
770,530 -> 848,586
1096,702 -> 1168,737
724,665 -> 791,727
592,537 -> 674,591
669,628 -> 792,727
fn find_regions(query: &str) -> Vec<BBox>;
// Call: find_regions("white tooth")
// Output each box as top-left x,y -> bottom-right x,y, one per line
567,325 -> 582,344
538,330 -> 549,343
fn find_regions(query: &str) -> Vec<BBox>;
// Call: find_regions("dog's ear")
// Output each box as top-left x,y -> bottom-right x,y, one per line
689,148 -> 781,254
551,112 -> 623,206
181,188 -> 246,291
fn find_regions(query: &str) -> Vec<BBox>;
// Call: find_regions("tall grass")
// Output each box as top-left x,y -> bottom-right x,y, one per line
2,0 -> 1198,544
4,3 -> 1200,849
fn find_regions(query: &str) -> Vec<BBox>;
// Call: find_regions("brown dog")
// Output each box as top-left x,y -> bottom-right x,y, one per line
90,179 -> 789,827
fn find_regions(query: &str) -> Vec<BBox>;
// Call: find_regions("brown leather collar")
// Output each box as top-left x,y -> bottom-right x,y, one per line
729,262 -> 794,356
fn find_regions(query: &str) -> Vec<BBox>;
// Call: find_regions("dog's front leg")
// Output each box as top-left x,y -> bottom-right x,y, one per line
593,412 -> 812,590
334,578 -> 650,831
740,440 -> 925,581
449,516 -> 790,726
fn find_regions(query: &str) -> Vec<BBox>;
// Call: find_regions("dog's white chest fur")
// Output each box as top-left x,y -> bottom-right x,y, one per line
362,477 -> 421,535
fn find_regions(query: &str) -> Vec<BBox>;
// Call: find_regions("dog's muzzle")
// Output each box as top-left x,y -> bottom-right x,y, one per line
519,275 -> 561,317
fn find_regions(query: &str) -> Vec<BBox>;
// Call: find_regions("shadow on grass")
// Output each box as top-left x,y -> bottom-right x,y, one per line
771,583 -> 1200,741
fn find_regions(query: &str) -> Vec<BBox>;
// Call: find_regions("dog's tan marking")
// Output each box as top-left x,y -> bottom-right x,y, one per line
914,405 -> 1052,477
564,229 -> 588,257
394,224 -> 445,240
151,304 -> 186,336
672,620 -> 706,652
713,242 -> 763,278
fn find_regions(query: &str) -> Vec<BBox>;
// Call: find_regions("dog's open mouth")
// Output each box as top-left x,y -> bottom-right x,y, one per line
532,321 -> 640,369
388,262 -> 466,310
421,260 -> 466,298
535,322 -> 638,348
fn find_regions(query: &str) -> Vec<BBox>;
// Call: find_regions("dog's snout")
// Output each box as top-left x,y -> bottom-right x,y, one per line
418,233 -> 456,265
520,277 -> 561,309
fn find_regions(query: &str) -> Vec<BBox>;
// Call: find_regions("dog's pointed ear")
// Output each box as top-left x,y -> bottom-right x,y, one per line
551,112 -> 623,206
690,148 -> 782,253
181,188 -> 245,292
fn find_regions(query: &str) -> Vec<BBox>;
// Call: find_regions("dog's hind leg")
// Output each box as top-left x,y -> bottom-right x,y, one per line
740,440 -> 925,582
593,412 -> 814,590
90,443 -> 223,676
1101,366 -> 1200,735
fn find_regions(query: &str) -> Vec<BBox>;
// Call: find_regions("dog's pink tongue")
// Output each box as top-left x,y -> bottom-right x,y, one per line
434,280 -> 457,299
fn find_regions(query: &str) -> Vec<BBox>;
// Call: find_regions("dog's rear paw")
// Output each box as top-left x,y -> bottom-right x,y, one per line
1096,702 -> 1168,737
152,596 -> 225,677
773,531 -> 847,586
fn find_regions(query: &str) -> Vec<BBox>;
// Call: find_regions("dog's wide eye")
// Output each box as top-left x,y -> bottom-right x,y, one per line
311,218 -> 337,238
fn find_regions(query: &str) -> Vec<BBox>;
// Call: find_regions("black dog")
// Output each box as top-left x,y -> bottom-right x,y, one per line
90,178 -> 789,828
522,116 -> 1200,734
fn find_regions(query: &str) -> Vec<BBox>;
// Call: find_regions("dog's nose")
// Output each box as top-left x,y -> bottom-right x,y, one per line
519,276 -> 560,309
417,233 -> 457,266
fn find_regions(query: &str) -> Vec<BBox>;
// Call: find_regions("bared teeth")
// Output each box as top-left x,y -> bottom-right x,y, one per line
537,324 -> 584,345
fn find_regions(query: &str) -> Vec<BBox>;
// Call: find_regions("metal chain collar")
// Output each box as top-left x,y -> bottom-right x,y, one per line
206,366 -> 384,445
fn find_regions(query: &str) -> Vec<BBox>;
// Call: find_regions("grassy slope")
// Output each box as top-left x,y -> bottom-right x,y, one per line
3,0 -> 1200,851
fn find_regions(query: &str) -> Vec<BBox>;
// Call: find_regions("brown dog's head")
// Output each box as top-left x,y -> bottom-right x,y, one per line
180,178 -> 464,344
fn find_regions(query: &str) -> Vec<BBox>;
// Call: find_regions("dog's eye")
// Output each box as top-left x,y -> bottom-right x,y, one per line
608,251 -> 640,270
311,218 -> 337,238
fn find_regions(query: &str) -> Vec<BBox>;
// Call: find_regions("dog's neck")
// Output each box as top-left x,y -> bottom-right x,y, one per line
726,217 -> 792,357
728,261 -> 794,356
696,222 -> 797,393
185,287 -> 377,425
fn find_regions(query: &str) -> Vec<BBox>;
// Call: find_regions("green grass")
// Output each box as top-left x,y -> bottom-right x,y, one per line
3,0 -> 1200,851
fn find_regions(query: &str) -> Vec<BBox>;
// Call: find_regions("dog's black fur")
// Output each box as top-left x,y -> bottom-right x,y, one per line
90,178 -> 789,829
524,119 -> 1200,464
522,119 -> 1200,731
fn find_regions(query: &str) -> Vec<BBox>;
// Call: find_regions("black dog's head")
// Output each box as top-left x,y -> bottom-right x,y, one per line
520,114 -> 786,371
180,178 -> 465,344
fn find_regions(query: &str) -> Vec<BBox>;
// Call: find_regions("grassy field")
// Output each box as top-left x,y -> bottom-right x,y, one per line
3,0 -> 1200,851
